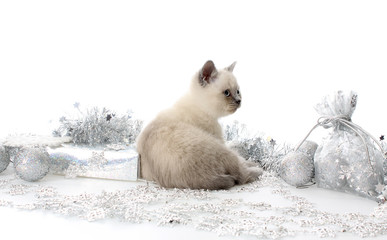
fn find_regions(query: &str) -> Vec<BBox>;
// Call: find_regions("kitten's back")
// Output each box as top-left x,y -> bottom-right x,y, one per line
137,112 -> 242,189
136,60 -> 262,189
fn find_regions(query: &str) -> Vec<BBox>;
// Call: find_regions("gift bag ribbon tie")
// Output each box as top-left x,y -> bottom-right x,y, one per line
296,115 -> 386,171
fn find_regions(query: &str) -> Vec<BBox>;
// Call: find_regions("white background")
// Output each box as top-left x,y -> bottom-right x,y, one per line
1,1 -> 387,240
1,0 -> 386,144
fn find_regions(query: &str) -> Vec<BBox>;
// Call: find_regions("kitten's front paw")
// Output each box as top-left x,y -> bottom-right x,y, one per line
245,166 -> 263,183
237,156 -> 260,168
243,161 -> 260,168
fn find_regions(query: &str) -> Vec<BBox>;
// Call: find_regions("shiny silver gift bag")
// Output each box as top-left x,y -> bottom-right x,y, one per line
313,91 -> 385,200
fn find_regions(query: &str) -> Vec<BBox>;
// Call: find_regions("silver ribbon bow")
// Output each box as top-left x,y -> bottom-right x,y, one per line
296,115 -> 386,171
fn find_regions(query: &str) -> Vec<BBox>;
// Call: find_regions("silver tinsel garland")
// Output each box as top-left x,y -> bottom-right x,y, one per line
53,103 -> 143,146
224,121 -> 291,174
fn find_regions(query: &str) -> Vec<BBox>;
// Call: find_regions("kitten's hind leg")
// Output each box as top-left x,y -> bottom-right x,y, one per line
240,166 -> 263,184
207,174 -> 237,190
236,156 -> 263,184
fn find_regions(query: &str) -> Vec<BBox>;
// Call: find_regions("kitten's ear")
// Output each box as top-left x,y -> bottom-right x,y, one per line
199,60 -> 218,86
226,61 -> 237,72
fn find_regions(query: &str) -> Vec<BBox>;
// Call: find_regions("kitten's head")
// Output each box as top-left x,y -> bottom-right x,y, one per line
191,60 -> 241,118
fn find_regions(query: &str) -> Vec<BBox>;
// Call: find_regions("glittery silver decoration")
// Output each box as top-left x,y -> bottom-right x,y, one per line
5,146 -> 22,163
381,139 -> 387,184
280,152 -> 314,187
297,140 -> 318,159
13,148 -> 50,182
1,171 -> 387,238
47,145 -> 138,181
2,134 -> 72,180
314,91 -> 385,201
383,186 -> 387,199
0,145 -> 10,173
35,186 -> 58,198
53,103 -> 143,146
224,121 -> 290,173
8,184 -> 33,195
279,141 -> 317,187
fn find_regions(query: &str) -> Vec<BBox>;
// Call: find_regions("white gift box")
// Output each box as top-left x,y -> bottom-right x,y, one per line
47,144 -> 139,181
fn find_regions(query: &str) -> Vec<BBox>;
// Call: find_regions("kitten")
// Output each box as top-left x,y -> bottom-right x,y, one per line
136,60 -> 262,190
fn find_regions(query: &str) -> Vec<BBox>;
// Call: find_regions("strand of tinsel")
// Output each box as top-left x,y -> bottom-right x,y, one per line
223,121 -> 291,174
53,103 -> 143,146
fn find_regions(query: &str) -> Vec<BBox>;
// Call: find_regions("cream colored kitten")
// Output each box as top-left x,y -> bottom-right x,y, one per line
136,60 -> 262,189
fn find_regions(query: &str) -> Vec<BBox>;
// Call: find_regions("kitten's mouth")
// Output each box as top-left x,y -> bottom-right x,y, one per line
228,104 -> 240,113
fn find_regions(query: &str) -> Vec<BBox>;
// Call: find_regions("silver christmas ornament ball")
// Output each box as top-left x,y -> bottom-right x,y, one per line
298,140 -> 318,158
0,145 -> 10,173
13,148 -> 50,181
280,151 -> 314,187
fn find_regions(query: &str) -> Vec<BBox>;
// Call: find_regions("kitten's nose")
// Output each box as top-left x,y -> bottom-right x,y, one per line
235,99 -> 241,105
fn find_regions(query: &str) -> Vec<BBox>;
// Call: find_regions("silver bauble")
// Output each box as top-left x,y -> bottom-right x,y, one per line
0,145 -> 10,173
280,152 -> 314,187
297,140 -> 318,158
13,148 -> 50,181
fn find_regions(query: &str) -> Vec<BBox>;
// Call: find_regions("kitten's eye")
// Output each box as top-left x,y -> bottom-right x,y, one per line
236,90 -> 240,95
224,90 -> 231,97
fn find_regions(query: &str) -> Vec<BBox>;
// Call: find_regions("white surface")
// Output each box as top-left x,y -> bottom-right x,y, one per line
1,0 -> 386,144
0,167 -> 385,240
1,1 -> 387,239
3,134 -> 72,147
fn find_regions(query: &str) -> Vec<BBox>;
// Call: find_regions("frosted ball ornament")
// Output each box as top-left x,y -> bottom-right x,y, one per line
13,148 -> 50,181
279,141 -> 318,187
0,145 -> 10,173
280,152 -> 314,187
297,141 -> 318,158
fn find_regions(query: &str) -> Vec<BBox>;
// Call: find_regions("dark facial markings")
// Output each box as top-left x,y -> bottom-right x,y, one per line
223,88 -> 242,110
223,89 -> 240,98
